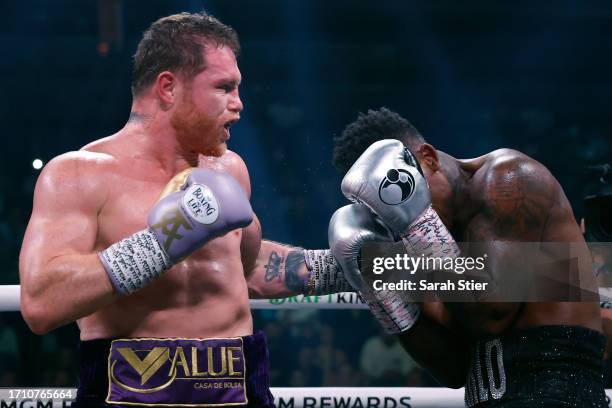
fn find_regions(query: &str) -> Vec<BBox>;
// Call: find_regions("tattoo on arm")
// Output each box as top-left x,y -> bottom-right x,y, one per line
264,251 -> 283,283
284,250 -> 307,293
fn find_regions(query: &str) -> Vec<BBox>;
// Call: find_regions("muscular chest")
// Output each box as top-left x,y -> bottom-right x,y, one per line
96,175 -> 243,279
98,179 -> 160,242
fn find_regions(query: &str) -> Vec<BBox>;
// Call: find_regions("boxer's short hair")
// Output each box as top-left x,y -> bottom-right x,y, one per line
333,108 -> 425,175
131,12 -> 240,97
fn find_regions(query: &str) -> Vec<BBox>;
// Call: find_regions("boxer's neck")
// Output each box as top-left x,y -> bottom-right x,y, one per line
123,99 -> 199,174
435,152 -> 473,229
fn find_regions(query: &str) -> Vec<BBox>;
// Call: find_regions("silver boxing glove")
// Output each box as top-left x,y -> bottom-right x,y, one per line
329,203 -> 421,333
341,139 -> 431,236
342,140 -> 459,259
328,203 -> 393,291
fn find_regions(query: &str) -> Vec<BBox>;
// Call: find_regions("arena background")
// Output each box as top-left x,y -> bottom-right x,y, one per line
0,0 -> 611,391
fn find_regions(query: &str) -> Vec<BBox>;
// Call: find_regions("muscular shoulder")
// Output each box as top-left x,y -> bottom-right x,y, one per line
201,150 -> 252,198
35,150 -> 116,212
473,149 -> 558,238
222,150 -> 249,174
481,149 -> 557,190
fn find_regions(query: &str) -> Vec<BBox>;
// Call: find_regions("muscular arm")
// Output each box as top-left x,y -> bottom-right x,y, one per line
244,233 -> 311,299
243,225 -> 352,298
19,153 -> 116,334
230,150 -> 313,299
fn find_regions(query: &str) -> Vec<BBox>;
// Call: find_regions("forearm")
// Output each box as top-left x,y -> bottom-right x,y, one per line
246,240 -> 310,298
247,240 -> 353,298
20,253 -> 116,334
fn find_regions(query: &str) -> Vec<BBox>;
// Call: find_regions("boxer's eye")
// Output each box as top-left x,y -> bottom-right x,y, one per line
218,84 -> 233,92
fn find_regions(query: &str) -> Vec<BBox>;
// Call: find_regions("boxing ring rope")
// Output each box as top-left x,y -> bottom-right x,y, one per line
0,285 -> 369,311
2,284 -> 612,407
0,285 -> 19,311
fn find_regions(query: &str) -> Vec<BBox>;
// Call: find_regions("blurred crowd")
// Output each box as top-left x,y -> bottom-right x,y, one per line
0,307 -> 434,388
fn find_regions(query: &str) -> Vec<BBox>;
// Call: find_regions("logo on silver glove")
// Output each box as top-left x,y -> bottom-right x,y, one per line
378,169 -> 415,205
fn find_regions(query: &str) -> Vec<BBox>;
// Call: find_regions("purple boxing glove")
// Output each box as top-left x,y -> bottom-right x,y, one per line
149,168 -> 253,261
99,168 -> 253,295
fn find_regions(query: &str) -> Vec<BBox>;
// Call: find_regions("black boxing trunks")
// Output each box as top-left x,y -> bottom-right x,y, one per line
464,325 -> 607,407
73,331 -> 274,408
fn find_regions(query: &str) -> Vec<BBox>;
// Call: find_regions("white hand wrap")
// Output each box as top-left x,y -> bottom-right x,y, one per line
363,206 -> 459,334
98,229 -> 172,295
303,249 -> 354,295
400,206 -> 461,259
364,290 -> 422,334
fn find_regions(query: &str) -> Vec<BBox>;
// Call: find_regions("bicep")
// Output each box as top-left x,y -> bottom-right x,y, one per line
20,157 -> 103,279
241,214 -> 262,277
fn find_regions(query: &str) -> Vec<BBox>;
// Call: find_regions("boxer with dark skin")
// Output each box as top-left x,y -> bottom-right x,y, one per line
398,144 -> 600,386
332,108 -> 604,406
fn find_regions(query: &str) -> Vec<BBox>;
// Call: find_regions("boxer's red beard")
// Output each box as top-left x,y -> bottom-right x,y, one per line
170,97 -> 226,157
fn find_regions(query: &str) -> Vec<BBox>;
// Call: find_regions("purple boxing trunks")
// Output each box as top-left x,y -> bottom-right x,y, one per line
73,331 -> 274,408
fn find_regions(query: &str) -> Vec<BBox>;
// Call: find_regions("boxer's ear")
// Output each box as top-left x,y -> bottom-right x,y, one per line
155,71 -> 177,109
416,143 -> 440,173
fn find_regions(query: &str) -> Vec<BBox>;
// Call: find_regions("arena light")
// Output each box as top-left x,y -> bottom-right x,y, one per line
32,158 -> 43,170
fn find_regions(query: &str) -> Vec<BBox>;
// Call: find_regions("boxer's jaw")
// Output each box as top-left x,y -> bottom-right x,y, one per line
170,88 -> 219,155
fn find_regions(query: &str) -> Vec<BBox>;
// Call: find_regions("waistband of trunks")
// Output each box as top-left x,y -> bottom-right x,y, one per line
74,331 -> 273,407
465,325 -> 607,408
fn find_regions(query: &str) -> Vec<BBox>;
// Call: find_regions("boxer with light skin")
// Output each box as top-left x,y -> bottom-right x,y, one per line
19,12 -> 350,408
331,108 -> 606,407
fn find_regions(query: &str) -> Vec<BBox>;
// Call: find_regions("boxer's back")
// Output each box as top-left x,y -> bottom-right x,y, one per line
75,134 -> 253,340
